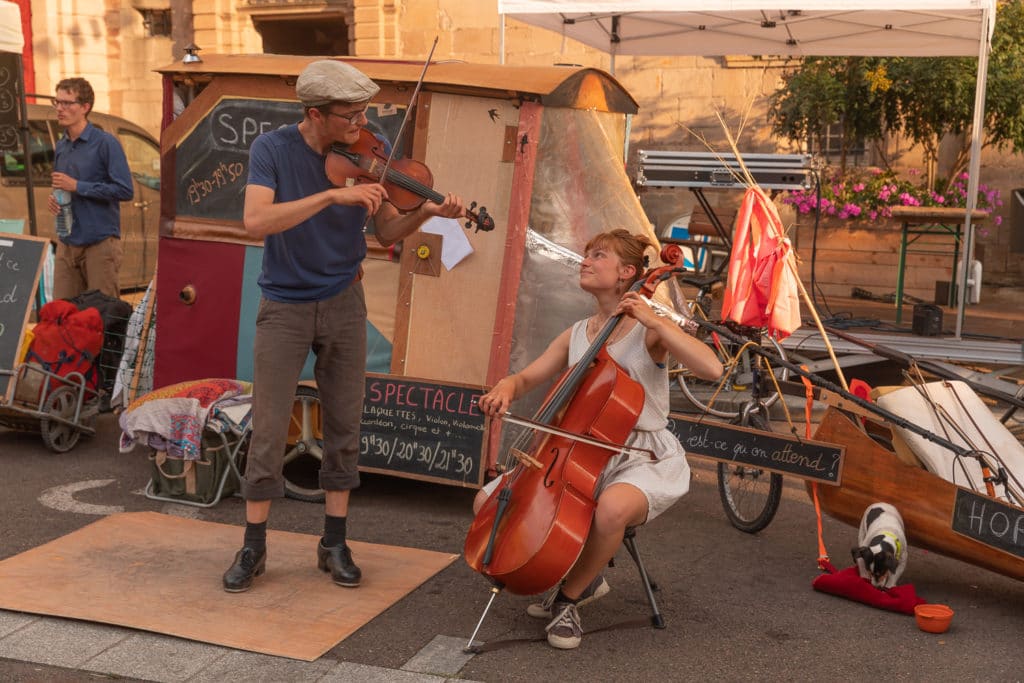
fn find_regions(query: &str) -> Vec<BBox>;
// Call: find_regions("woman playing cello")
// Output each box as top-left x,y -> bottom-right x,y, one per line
474,229 -> 723,649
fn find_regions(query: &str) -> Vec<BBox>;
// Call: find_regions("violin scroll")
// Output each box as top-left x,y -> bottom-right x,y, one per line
468,201 -> 495,232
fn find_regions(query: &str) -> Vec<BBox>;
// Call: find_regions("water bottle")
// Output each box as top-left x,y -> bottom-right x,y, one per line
54,189 -> 73,239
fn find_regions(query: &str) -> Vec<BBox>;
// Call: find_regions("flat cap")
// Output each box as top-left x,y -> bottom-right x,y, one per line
296,60 -> 380,106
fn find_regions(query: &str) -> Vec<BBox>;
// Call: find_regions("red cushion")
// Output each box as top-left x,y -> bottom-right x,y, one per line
812,561 -> 926,615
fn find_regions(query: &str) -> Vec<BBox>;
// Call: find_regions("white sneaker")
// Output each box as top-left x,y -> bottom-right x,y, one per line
526,574 -> 610,618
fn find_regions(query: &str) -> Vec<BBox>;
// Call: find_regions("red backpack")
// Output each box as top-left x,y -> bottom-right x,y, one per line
26,300 -> 104,393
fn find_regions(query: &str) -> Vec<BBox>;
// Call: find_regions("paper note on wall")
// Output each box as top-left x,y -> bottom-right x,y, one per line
419,217 -> 474,270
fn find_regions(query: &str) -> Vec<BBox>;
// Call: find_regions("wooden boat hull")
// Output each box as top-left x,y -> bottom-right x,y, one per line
808,408 -> 1024,582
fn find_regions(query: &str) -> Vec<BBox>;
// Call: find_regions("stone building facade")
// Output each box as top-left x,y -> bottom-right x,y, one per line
12,0 -> 1022,289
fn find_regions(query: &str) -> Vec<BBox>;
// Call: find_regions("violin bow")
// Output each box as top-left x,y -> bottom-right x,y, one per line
362,36 -> 439,232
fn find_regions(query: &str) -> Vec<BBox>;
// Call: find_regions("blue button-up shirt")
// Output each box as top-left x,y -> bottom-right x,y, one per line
54,121 -> 134,247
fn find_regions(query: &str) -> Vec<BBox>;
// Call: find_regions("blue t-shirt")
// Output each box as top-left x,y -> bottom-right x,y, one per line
54,122 -> 134,247
247,124 -> 368,303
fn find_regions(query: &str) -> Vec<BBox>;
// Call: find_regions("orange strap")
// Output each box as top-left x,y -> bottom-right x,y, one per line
800,365 -> 830,569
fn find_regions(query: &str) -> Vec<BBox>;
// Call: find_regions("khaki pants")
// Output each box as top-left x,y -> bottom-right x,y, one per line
242,282 -> 368,500
53,236 -> 122,300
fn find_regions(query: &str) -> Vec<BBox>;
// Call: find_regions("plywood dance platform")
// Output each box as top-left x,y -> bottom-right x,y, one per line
0,512 -> 458,661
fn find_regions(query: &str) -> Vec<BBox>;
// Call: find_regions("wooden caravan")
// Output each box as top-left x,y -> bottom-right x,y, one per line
811,408 -> 1024,582
154,55 -> 639,486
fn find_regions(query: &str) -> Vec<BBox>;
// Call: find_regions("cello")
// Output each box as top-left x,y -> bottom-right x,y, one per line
463,243 -> 688,599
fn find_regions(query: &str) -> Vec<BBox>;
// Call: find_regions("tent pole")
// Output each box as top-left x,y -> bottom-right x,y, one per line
954,4 -> 992,339
16,54 -> 37,237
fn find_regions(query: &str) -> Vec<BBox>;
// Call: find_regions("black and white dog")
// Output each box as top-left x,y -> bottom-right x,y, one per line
852,502 -> 908,589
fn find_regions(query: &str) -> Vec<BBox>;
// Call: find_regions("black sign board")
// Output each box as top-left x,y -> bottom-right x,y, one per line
951,487 -> 1024,559
175,97 -> 407,222
667,413 -> 844,485
175,98 -> 304,222
0,52 -> 22,154
0,234 -> 48,398
359,374 -> 487,487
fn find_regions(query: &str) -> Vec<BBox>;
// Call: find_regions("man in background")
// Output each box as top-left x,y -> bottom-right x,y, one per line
47,77 -> 133,300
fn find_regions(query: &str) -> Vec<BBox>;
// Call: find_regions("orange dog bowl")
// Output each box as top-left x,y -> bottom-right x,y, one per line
915,603 -> 954,633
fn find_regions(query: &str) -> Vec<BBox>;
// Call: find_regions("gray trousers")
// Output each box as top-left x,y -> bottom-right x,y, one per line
242,282 -> 367,500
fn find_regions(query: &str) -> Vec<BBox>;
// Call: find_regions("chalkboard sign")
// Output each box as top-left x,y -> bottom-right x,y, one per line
359,373 -> 487,486
176,98 -> 304,222
0,234 -> 48,398
667,413 -> 844,484
175,97 -> 407,222
951,487 -> 1024,559
0,53 -> 22,154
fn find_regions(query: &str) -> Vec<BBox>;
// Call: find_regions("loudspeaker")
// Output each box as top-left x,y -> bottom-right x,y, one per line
1011,188 -> 1024,253
912,304 -> 943,337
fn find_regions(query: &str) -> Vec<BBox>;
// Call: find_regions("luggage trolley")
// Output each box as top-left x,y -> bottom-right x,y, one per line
0,363 -> 100,453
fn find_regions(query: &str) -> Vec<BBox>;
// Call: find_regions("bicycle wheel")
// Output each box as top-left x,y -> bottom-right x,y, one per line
283,384 -> 326,503
716,410 -> 783,533
675,333 -> 789,419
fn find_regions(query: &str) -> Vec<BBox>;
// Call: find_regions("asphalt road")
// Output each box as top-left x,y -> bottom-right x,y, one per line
2,411 -> 1023,681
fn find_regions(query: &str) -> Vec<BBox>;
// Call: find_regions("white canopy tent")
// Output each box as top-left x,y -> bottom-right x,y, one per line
0,1 -> 24,54
1,0 -> 35,236
498,0 -> 997,339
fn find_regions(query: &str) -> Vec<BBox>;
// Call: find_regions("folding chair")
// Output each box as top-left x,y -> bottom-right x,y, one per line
616,527 -> 665,628
143,401 -> 251,508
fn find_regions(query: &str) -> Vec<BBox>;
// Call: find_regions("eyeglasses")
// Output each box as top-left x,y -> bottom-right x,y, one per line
324,107 -> 369,123
53,99 -> 81,109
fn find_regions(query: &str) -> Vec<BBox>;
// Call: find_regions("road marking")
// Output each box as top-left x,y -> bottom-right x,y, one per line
401,634 -> 477,677
38,479 -> 125,516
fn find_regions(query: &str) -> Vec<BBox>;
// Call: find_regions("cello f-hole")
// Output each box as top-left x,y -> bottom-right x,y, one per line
543,447 -> 561,488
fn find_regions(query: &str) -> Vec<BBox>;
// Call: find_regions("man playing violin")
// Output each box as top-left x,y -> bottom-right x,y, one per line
474,229 -> 722,649
224,59 -> 465,592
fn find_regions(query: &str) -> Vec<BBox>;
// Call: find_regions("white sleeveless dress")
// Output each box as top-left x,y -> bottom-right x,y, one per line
482,319 -> 690,523
568,319 -> 690,523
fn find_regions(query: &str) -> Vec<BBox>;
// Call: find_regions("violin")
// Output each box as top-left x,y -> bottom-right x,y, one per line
326,128 -> 495,233
463,244 -> 687,596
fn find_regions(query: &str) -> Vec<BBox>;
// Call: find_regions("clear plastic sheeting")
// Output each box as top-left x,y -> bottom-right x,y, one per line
496,107 -> 679,471
528,108 -> 654,252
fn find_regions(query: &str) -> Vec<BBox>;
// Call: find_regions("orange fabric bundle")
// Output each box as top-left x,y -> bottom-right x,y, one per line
720,187 -> 801,340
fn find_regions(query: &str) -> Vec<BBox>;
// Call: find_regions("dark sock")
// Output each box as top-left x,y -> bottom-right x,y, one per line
555,589 -> 579,605
244,521 -> 267,555
323,515 -> 347,548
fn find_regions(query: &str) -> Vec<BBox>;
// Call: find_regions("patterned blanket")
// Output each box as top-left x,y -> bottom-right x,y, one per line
119,378 -> 252,460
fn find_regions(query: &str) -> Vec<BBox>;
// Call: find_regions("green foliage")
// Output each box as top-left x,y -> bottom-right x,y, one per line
768,57 -> 892,170
768,1 -> 1024,184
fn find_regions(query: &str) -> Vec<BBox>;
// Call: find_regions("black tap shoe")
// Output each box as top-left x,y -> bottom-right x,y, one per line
222,547 -> 266,593
317,540 -> 362,587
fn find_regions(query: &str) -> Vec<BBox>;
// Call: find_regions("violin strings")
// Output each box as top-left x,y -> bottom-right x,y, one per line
383,166 -> 445,204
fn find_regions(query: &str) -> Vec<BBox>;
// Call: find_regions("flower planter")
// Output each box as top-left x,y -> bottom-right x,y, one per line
790,218 -> 957,304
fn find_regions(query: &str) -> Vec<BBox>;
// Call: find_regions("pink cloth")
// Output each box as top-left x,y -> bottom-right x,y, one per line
721,187 -> 801,340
